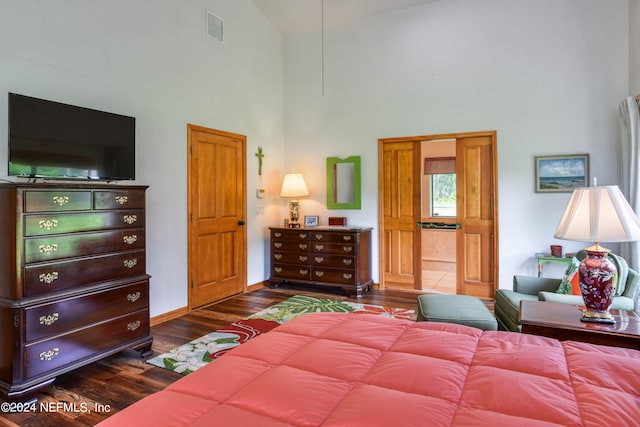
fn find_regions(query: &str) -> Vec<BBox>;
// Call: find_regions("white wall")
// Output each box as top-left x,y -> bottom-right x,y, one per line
0,0 -> 285,317
631,0 -> 640,95
0,0 -> 633,317
283,0 -> 630,289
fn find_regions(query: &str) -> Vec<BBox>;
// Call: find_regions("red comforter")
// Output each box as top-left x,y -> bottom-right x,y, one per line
99,312 -> 640,426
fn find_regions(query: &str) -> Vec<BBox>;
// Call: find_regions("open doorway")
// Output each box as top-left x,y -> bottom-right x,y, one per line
421,139 -> 457,294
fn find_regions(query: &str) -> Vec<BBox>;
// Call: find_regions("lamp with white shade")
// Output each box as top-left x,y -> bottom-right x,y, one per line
554,185 -> 640,323
280,173 -> 309,228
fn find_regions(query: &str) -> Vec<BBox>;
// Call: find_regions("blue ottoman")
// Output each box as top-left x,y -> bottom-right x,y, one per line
417,294 -> 498,331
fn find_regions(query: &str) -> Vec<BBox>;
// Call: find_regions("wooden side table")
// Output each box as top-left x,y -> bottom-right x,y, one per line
519,300 -> 640,350
535,253 -> 573,277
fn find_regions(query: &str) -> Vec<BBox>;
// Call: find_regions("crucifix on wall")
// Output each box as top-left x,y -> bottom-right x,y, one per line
255,146 -> 264,176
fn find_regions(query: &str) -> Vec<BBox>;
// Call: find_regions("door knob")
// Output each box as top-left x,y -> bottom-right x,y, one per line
238,220 -> 246,226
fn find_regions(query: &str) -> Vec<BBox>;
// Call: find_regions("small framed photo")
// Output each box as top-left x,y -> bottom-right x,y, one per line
304,215 -> 319,227
535,154 -> 589,193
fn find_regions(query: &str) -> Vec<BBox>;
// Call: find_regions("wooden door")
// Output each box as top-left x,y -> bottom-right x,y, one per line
379,131 -> 498,296
456,133 -> 498,298
187,124 -> 246,309
378,140 -> 422,289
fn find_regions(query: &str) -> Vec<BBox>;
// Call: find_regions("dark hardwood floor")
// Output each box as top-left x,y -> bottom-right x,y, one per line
0,285 -> 492,426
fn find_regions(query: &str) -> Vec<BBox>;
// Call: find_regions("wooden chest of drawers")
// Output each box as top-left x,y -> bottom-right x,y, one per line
0,183 -> 152,399
269,227 -> 372,298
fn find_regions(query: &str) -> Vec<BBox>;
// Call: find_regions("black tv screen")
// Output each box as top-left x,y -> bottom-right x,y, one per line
8,93 -> 135,181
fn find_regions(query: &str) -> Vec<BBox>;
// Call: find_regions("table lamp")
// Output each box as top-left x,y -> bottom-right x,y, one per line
280,173 -> 309,228
554,185 -> 640,323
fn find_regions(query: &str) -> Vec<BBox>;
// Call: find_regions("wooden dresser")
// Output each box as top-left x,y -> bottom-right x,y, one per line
269,226 -> 372,298
0,183 -> 152,399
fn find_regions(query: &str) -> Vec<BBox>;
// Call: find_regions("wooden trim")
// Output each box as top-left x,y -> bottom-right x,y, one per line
150,306 -> 189,326
377,141 -> 384,289
247,281 -> 268,292
379,130 -> 496,144
151,282 -> 266,326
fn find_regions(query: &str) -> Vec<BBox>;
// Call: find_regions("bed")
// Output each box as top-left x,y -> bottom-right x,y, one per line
98,312 -> 640,426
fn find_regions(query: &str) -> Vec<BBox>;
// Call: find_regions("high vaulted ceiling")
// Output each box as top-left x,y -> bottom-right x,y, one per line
252,0 -> 440,36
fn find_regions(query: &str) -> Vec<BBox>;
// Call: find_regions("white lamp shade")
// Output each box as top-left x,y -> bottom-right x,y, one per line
554,185 -> 640,243
280,173 -> 309,198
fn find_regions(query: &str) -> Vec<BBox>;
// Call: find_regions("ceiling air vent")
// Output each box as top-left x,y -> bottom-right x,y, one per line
206,10 -> 224,43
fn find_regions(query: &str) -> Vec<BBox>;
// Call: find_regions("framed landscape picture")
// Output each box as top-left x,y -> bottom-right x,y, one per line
535,154 -> 589,193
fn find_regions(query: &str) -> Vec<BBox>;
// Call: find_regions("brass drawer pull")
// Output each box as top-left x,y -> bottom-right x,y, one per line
274,232 -> 282,238
274,254 -> 282,260
38,244 -> 58,255
342,236 -> 352,241
39,219 -> 58,230
343,246 -> 353,253
40,347 -> 59,361
315,256 -> 324,263
315,234 -> 324,240
315,244 -> 324,250
299,255 -> 308,262
127,292 -> 141,302
343,273 -> 353,280
123,215 -> 137,224
343,259 -> 353,265
127,321 -> 141,331
123,259 -> 138,269
39,272 -> 59,284
274,242 -> 282,248
115,195 -> 129,205
52,196 -> 69,206
274,267 -> 282,273
315,271 -> 324,277
123,235 -> 138,245
39,313 -> 59,326
299,233 -> 307,239
299,244 -> 308,250
299,269 -> 308,275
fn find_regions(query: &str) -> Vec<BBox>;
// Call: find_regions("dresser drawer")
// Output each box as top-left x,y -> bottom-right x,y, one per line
311,268 -> 356,284
309,253 -> 355,269
272,251 -> 310,265
25,229 -> 145,263
271,264 -> 311,280
310,242 -> 355,255
271,229 -> 310,241
24,309 -> 149,379
23,250 -> 146,297
24,281 -> 149,342
24,210 -> 145,236
310,231 -> 357,243
23,191 -> 92,213
94,190 -> 145,210
271,241 -> 310,252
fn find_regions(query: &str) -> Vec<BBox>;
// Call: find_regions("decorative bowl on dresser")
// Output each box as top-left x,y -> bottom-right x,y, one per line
0,183 -> 152,400
269,226 -> 373,298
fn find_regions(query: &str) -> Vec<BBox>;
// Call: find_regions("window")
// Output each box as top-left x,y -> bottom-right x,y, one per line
430,174 -> 456,217
424,157 -> 456,217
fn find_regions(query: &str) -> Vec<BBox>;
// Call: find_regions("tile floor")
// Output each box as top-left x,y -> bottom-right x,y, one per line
422,269 -> 456,294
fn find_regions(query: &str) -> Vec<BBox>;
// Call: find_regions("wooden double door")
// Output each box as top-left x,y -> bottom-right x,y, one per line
378,131 -> 498,298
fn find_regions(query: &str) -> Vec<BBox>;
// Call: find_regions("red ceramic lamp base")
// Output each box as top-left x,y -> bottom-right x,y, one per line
578,244 -> 617,324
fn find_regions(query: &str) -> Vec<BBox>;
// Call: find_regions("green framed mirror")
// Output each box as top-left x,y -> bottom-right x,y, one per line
327,156 -> 361,209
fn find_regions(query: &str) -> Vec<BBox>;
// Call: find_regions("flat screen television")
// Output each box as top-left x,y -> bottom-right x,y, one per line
8,92 -> 135,181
